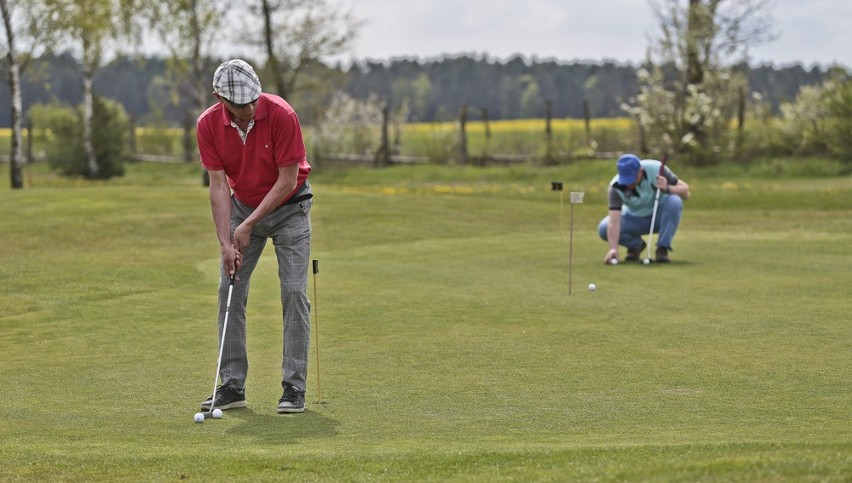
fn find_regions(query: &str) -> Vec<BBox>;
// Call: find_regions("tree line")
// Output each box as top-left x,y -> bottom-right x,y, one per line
3,0 -> 850,187
2,0 -> 362,186
0,51 -> 835,128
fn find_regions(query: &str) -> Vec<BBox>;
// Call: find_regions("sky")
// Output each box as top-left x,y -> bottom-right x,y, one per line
338,0 -> 851,67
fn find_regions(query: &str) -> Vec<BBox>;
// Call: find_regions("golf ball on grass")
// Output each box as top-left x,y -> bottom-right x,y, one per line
610,258 -> 618,265
643,258 -> 651,265
588,283 -> 596,292
212,408 -> 223,419
193,412 -> 205,423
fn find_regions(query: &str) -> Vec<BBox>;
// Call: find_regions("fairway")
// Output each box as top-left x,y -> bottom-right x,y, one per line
1,162 -> 850,481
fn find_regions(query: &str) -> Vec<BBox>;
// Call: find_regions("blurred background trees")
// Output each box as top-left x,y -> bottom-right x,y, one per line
624,0 -> 776,163
2,0 -> 851,187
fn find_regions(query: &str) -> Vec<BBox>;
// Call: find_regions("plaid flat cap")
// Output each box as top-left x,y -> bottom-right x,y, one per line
212,59 -> 262,105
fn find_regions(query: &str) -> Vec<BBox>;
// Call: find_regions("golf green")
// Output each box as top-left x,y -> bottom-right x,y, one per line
1,161 -> 849,481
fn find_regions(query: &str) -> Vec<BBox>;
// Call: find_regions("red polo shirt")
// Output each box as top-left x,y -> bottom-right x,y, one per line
197,93 -> 311,208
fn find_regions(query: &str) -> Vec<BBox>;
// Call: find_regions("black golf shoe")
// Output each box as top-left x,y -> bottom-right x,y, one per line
277,383 -> 305,413
200,385 -> 246,411
655,247 -> 670,263
626,241 -> 647,262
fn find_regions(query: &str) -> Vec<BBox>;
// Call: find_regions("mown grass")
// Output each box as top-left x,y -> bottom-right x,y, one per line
0,160 -> 850,481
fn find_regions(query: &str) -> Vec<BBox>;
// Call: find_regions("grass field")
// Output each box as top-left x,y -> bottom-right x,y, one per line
1,160 -> 850,481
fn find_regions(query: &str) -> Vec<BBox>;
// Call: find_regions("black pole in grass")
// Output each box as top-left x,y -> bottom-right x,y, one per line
552,181 -> 564,264
312,259 -> 323,405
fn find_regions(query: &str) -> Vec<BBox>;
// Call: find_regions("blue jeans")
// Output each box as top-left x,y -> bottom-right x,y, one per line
597,195 -> 683,251
218,195 -> 312,393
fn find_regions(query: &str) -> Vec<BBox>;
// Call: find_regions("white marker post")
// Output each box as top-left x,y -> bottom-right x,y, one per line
568,191 -> 585,294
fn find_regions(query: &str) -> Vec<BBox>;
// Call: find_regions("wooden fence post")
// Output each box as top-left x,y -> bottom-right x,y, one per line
481,107 -> 491,140
25,118 -> 33,164
25,118 -> 33,186
183,111 -> 194,162
545,99 -> 553,139
375,104 -> 391,167
544,99 -> 554,164
459,103 -> 468,165
129,116 -> 138,162
480,107 -> 491,164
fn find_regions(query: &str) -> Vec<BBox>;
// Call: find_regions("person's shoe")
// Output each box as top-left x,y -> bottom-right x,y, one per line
200,385 -> 247,411
655,247 -> 670,263
277,383 -> 305,413
625,241 -> 647,262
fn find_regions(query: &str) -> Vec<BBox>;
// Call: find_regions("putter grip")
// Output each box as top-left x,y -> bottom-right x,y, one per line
312,259 -> 319,274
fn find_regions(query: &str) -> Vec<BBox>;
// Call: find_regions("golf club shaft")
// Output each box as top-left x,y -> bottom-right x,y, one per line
210,274 -> 235,413
646,155 -> 668,260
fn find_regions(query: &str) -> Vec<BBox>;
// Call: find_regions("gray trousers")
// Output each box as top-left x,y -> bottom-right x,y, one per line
218,195 -> 312,393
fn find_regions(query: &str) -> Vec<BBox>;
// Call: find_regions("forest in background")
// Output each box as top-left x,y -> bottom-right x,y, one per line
0,52 -> 835,128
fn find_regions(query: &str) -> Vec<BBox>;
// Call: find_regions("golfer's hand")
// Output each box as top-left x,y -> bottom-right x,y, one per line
604,248 -> 618,265
222,244 -> 242,277
233,222 -> 252,254
656,175 -> 668,192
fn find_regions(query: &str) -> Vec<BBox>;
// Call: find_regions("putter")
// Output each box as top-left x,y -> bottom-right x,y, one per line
644,154 -> 668,264
202,273 -> 235,418
312,259 -> 323,405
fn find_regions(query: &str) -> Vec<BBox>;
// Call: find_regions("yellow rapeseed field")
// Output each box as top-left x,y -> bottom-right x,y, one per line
2,118 -> 638,159
404,117 -> 633,134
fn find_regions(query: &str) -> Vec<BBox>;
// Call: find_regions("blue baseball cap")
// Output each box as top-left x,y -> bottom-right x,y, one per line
616,154 -> 641,185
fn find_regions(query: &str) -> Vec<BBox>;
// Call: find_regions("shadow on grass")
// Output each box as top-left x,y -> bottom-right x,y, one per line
613,259 -> 696,267
224,406 -> 341,444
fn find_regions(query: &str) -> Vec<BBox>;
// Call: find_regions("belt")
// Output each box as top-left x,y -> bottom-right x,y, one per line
285,193 -> 313,205
284,182 -> 313,205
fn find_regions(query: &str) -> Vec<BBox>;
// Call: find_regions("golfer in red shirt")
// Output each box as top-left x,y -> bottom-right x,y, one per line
197,59 -> 313,414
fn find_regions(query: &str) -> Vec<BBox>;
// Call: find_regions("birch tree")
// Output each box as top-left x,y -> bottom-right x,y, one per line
0,0 -> 53,188
43,0 -> 145,179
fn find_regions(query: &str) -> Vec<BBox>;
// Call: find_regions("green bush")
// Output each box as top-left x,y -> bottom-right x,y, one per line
29,97 -> 131,179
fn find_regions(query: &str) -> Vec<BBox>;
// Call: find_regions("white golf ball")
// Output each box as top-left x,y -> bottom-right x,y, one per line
588,283 -> 596,292
212,408 -> 223,419
643,258 -> 651,265
193,412 -> 205,423
610,258 -> 618,265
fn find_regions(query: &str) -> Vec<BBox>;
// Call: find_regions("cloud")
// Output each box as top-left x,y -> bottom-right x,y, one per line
346,0 -> 850,67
